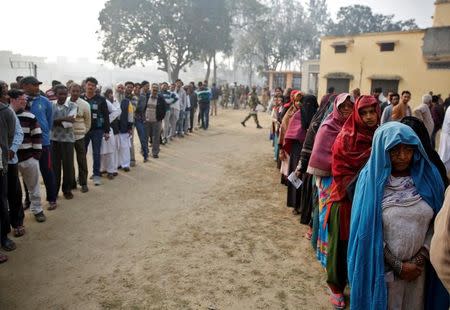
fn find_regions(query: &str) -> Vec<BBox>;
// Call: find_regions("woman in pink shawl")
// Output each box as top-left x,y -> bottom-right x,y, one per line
306,93 -> 354,273
283,93 -> 318,210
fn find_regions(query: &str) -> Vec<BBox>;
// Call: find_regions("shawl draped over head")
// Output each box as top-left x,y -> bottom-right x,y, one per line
279,90 -> 301,147
329,95 -> 380,239
347,122 -> 446,310
299,94 -> 336,173
283,94 -> 318,155
401,116 -> 449,187
308,93 -> 354,176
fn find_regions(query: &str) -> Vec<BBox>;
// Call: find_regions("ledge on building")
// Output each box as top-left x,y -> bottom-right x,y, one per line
323,72 -> 354,80
368,74 -> 402,80
330,40 -> 354,47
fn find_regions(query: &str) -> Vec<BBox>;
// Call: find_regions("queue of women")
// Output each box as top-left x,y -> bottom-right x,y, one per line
269,89 -> 450,309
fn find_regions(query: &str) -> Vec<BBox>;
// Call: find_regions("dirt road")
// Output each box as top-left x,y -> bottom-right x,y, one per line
0,110 -> 328,309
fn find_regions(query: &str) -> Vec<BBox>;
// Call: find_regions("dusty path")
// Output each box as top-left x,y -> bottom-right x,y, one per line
0,110 -> 328,309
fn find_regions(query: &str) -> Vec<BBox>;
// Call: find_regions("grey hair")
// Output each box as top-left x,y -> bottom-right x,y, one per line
422,94 -> 432,104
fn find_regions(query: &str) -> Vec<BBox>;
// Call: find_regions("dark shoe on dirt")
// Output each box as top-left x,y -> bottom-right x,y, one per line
34,211 -> 47,223
1,238 -> 16,251
241,122 -> 246,127
81,185 -> 89,193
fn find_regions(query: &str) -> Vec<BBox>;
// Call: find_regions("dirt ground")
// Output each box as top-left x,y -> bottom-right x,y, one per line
0,109 -> 329,310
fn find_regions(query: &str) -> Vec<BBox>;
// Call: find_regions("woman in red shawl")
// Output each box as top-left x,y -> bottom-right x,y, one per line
326,95 -> 380,309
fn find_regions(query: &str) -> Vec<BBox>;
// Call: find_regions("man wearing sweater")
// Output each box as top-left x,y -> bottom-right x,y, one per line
161,82 -> 178,143
9,89 -> 45,227
69,83 -> 91,193
196,82 -> 212,130
51,85 -> 77,200
21,76 -> 58,210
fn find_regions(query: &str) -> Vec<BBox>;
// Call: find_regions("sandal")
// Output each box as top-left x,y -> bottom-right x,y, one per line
0,253 -> 8,264
304,227 -> 312,240
329,292 -> 345,309
14,226 -> 25,237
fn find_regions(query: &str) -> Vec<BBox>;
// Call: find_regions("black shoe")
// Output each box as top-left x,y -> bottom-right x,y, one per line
143,158 -> 149,163
81,185 -> 89,193
107,173 -> 115,180
241,122 -> 246,127
123,167 -> 130,172
63,192 -> 74,200
153,154 -> 159,159
1,239 -> 16,252
257,125 -> 263,129
34,211 -> 46,223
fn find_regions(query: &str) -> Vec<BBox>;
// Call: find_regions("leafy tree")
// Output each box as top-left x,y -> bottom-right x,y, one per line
192,0 -> 233,83
306,0 -> 331,58
327,5 -> 418,36
98,0 -> 201,82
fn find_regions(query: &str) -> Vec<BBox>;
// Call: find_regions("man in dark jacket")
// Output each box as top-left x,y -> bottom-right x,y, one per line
146,84 -> 166,158
81,77 -> 110,186
118,82 -> 135,171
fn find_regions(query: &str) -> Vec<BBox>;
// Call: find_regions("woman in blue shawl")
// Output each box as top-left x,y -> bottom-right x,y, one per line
348,122 -> 448,309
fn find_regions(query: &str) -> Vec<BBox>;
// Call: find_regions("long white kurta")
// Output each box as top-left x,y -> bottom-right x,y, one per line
438,107 -> 450,173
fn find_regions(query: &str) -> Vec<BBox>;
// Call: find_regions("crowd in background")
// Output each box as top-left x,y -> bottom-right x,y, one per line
0,75 -> 224,264
269,86 -> 450,309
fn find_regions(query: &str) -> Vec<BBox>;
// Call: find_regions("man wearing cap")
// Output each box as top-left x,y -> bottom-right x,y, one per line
21,76 -> 58,210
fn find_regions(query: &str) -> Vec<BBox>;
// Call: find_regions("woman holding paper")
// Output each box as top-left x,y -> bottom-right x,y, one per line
282,93 -> 318,210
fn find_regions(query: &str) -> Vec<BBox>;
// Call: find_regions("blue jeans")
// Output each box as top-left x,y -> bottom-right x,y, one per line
39,145 -> 57,202
84,129 -> 104,177
199,104 -> 210,129
135,119 -> 149,160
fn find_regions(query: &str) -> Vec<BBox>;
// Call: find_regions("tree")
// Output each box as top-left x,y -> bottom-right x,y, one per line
192,0 -> 233,83
98,0 -> 201,82
234,0 -> 314,74
306,0 -> 331,58
327,5 -> 418,36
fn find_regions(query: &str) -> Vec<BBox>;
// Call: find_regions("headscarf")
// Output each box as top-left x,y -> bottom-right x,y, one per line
328,95 -> 380,239
308,93 -> 353,176
279,90 -> 301,147
299,94 -> 336,173
348,122 -> 445,310
283,93 -> 317,155
401,116 -> 449,187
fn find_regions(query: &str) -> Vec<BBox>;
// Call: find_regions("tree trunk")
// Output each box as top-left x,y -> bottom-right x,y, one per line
212,51 -> 217,84
204,54 -> 213,83
170,66 -> 180,83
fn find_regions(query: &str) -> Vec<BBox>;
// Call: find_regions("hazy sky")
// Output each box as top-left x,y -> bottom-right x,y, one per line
0,0 -> 435,63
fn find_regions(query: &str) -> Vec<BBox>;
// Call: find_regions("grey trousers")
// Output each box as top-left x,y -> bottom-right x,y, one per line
147,121 -> 162,156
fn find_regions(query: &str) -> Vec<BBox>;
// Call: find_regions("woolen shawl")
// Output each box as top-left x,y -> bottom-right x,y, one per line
308,93 -> 353,176
348,122 -> 446,310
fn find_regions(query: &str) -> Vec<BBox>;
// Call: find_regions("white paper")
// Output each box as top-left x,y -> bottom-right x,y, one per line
62,121 -> 73,128
288,172 -> 303,189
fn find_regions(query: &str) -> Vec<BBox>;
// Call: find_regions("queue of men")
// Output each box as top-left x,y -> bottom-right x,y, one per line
0,76 -> 213,263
